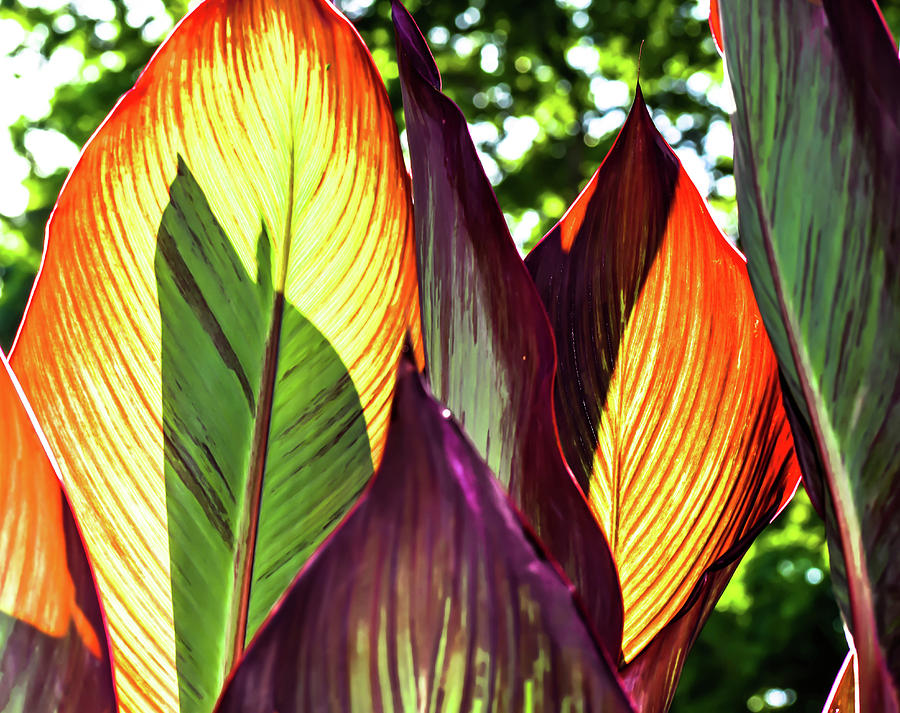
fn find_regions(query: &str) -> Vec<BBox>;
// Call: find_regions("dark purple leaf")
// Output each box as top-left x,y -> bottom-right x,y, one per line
391,0 -> 624,660
215,354 -> 635,713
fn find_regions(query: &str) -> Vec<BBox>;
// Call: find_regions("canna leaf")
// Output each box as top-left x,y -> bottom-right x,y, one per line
0,353 -> 115,712
718,0 -> 900,707
215,353 -> 635,713
392,0 -> 624,659
823,651 -> 857,713
525,88 -> 799,703
9,0 -> 420,711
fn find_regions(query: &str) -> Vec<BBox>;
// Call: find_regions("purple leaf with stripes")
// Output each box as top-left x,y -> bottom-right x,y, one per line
214,353 -> 635,713
391,0 -> 625,662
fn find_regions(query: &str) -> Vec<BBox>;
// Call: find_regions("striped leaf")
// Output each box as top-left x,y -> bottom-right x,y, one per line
9,1 -> 420,711
215,354 -> 634,713
525,88 -> 799,708
718,0 -> 900,708
0,354 -> 115,713
392,0 -> 624,659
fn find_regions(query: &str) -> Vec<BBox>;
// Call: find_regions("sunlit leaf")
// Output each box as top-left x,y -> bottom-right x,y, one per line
215,354 -> 635,713
9,0 -> 420,710
392,0 -> 624,659
718,0 -> 900,708
0,354 -> 115,712
525,88 -> 799,705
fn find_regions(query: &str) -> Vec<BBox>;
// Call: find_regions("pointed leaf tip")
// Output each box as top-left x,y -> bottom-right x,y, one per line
216,356 -> 634,713
527,87 -> 799,702
399,328 -> 425,373
392,0 -> 441,90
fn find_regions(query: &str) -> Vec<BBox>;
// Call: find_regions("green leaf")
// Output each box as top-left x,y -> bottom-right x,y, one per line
155,158 -> 374,708
718,0 -> 900,708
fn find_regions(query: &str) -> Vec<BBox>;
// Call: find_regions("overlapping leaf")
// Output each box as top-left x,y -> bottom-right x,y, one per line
525,88 -> 799,707
0,354 -> 115,712
8,0 -> 420,710
618,562 -> 738,712
215,355 -> 634,713
717,0 -> 900,708
391,0 -> 624,659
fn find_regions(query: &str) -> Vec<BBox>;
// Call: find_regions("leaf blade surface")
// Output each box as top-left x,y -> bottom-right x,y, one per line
392,0 -> 624,659
823,651 -> 857,713
0,354 -> 116,713
10,1 -> 420,710
718,0 -> 900,706
216,355 -> 635,713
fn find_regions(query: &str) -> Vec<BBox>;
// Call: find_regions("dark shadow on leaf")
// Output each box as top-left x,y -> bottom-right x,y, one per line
525,89 -> 679,492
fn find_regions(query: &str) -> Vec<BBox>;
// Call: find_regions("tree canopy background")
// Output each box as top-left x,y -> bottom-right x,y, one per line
2,0 -> 898,710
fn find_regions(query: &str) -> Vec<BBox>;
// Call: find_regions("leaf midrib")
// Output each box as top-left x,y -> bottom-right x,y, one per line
223,136 -> 296,675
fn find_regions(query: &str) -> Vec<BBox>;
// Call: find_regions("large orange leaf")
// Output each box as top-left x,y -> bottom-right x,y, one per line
0,353 -> 115,712
9,0 -> 420,711
525,87 -> 799,705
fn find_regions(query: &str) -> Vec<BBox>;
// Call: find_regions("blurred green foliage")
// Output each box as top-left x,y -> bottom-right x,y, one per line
3,0 -> 899,348
0,0 -> 741,347
2,1 -> 898,710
